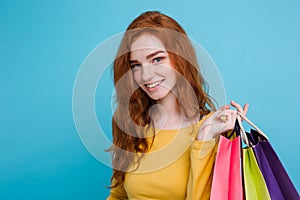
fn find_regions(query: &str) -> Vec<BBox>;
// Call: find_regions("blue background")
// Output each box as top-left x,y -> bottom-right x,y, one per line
1,0 -> 299,199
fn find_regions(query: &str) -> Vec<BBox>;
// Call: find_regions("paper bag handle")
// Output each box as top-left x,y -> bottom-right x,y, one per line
236,115 -> 250,146
237,111 -> 269,142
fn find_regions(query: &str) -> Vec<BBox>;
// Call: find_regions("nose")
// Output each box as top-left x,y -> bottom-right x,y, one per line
141,64 -> 154,82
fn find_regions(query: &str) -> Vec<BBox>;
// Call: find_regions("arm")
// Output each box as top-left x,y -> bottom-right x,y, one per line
186,101 -> 248,199
186,139 -> 218,200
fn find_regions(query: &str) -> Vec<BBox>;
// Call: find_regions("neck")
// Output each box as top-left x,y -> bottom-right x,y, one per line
151,93 -> 185,129
156,92 -> 180,117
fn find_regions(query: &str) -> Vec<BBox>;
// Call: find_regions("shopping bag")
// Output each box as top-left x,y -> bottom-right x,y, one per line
236,115 -> 271,200
237,112 -> 300,200
210,122 -> 243,200
247,128 -> 300,200
242,147 -> 271,200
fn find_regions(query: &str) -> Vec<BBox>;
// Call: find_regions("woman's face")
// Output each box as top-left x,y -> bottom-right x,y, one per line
129,34 -> 177,102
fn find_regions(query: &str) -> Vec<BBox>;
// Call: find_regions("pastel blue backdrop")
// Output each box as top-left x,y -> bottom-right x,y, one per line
1,0 -> 299,199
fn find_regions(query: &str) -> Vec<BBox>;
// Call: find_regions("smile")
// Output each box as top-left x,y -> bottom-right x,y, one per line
145,80 -> 164,90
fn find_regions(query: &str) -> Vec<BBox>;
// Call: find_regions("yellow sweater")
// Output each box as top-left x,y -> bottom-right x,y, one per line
107,114 -> 218,200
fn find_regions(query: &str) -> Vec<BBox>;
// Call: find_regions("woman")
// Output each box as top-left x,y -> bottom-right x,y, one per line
107,11 -> 248,199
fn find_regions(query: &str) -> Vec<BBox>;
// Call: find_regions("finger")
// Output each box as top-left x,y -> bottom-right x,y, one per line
217,109 -> 236,122
220,105 -> 230,111
222,110 -> 236,130
215,105 -> 230,118
227,110 -> 237,128
243,103 -> 249,115
230,100 -> 244,113
229,111 -> 237,129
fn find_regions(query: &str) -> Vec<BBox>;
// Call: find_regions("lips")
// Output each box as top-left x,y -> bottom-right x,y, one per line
144,80 -> 164,90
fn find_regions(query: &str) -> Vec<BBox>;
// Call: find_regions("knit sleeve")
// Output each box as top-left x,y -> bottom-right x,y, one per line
186,139 -> 218,200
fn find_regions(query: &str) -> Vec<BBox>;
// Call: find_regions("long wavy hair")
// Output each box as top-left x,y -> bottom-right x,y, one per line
109,11 -> 216,187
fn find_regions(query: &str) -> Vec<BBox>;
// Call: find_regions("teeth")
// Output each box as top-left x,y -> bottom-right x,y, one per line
146,81 -> 162,88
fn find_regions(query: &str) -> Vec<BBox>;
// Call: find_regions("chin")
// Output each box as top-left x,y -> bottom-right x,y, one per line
147,93 -> 168,101
142,87 -> 171,101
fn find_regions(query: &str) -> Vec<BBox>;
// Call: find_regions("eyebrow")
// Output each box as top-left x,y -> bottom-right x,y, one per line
146,50 -> 166,59
129,50 -> 166,63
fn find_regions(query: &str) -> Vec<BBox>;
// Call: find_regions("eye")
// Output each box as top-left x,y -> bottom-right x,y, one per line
153,57 -> 164,63
130,63 -> 142,70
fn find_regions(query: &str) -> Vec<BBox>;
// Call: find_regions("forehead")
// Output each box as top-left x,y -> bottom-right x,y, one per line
130,34 -> 166,52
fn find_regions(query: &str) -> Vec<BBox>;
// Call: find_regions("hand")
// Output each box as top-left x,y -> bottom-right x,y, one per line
230,100 -> 249,118
196,101 -> 249,141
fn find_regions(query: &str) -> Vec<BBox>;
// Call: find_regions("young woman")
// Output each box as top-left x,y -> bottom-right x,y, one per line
107,11 -> 248,199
